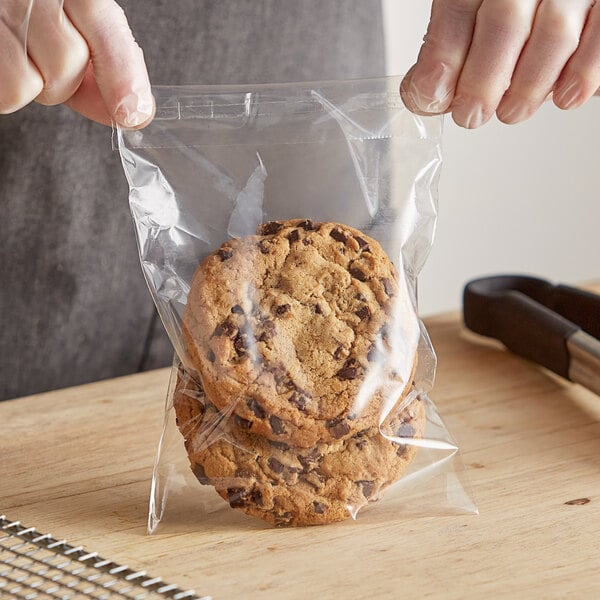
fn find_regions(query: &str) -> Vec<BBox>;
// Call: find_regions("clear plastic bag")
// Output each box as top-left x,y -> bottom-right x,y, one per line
117,76 -> 476,531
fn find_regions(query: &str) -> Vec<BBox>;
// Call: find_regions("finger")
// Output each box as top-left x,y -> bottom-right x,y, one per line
554,1 -> 600,109
451,0 -> 539,128
27,0 -> 90,106
64,62 -> 113,126
0,0 -> 44,113
66,62 -> 156,129
63,0 -> 153,128
400,0 -> 483,115
497,0 -> 594,124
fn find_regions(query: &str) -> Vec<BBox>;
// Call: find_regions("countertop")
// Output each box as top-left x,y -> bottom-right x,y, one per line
3,305 -> 600,599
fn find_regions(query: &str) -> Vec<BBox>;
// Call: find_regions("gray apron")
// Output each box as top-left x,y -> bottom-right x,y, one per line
0,0 -> 385,400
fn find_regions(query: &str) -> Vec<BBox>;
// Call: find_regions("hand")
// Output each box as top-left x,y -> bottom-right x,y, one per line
400,0 -> 600,128
0,0 -> 153,128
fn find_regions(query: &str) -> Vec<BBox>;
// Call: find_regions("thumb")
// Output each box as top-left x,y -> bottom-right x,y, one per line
64,62 -> 112,126
63,0 -> 153,128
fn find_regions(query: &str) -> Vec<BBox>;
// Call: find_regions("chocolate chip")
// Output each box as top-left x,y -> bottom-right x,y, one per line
217,248 -> 233,261
333,345 -> 346,360
259,239 -> 271,254
262,319 -> 275,331
303,472 -> 326,490
329,228 -> 348,243
313,501 -> 327,514
336,366 -> 358,380
275,304 -> 290,316
260,221 -> 284,235
214,320 -> 236,337
272,367 -> 287,385
289,392 -> 307,411
207,349 -> 216,363
287,229 -> 300,243
269,415 -> 286,435
267,457 -> 285,474
381,277 -> 394,296
192,463 -> 209,484
231,304 -> 244,314
355,305 -> 371,320
356,439 -> 368,450
349,267 -> 367,282
233,333 -> 247,355
250,488 -> 263,506
235,467 -> 253,478
274,511 -> 293,526
298,219 -> 318,230
314,304 -> 323,315
258,320 -> 275,342
396,423 -> 416,438
327,418 -> 350,439
396,445 -> 408,457
269,440 -> 290,451
227,487 -> 248,508
247,398 -> 266,419
357,480 -> 375,498
355,293 -> 367,302
354,236 -> 369,250
234,415 -> 253,430
298,451 -> 322,472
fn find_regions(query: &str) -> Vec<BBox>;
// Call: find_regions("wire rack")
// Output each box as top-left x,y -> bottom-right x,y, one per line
0,516 -> 211,600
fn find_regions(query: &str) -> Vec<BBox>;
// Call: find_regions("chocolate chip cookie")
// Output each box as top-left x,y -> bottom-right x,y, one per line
183,219 -> 417,448
173,368 -> 425,526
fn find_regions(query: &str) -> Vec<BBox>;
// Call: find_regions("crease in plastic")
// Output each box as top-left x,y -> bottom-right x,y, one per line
117,76 -> 476,532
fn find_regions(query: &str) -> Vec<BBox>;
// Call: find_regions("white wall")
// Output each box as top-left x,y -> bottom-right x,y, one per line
383,1 -> 600,316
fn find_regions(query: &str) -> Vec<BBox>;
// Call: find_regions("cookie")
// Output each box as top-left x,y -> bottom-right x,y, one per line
183,219 -> 417,448
173,369 -> 425,526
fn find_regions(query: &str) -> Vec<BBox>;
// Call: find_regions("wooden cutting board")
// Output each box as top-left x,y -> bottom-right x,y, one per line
2,289 -> 600,599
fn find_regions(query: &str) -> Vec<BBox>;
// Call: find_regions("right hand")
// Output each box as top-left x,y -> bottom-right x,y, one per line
0,0 -> 153,128
400,0 -> 600,128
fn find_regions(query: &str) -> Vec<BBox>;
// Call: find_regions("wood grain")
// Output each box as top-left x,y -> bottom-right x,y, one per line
2,295 -> 600,599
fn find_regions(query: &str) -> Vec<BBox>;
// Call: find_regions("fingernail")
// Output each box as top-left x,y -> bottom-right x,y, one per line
497,102 -> 532,124
554,78 -> 581,109
408,63 -> 454,113
116,92 -> 154,128
462,102 -> 486,129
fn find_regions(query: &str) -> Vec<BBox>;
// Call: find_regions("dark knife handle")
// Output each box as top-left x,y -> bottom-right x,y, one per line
463,277 -> 579,379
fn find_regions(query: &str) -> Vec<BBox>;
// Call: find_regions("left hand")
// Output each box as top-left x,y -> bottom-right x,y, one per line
400,0 -> 600,128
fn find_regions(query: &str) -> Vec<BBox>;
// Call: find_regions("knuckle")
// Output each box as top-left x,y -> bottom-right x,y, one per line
444,0 -> 479,20
477,0 -> 534,37
88,2 -> 134,45
424,0 -> 478,50
537,0 -> 582,46
36,86 -> 69,107
37,42 -> 89,106
0,76 -> 43,114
